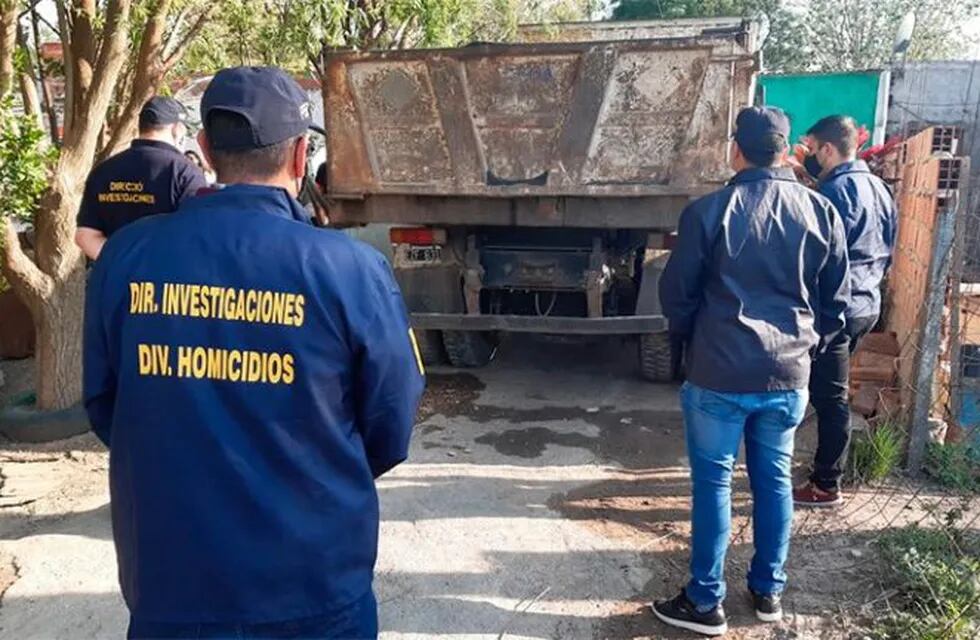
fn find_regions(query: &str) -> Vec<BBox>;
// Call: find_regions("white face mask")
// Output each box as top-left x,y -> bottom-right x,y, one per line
172,124 -> 187,150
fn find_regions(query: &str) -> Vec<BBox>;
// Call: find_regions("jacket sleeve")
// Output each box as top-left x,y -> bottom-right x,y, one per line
817,204 -> 851,352
883,192 -> 899,272
350,253 -> 425,478
659,202 -> 708,337
82,257 -> 116,446
174,163 -> 208,204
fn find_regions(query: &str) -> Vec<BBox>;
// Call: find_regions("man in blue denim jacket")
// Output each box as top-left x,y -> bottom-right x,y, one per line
652,107 -> 850,636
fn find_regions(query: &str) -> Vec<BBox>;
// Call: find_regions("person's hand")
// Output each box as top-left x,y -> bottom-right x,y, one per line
788,138 -> 817,187
786,153 -> 816,187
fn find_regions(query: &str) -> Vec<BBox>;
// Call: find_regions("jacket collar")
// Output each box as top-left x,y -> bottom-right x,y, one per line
821,159 -> 870,184
188,183 -> 312,225
132,139 -> 180,153
728,166 -> 798,186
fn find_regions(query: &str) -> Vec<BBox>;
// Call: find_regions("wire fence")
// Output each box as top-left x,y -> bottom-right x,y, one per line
784,123 -> 980,638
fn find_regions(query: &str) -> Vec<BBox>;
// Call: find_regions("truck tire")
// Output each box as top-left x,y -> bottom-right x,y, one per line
0,404 -> 91,443
639,333 -> 675,383
443,331 -> 497,368
415,329 -> 447,367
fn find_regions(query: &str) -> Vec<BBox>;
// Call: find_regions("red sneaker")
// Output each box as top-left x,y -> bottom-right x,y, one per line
793,482 -> 843,508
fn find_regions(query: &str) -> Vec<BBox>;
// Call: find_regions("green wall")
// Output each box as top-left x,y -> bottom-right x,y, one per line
759,71 -> 884,146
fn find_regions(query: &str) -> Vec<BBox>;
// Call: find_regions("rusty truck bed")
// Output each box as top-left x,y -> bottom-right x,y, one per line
324,21 -> 759,228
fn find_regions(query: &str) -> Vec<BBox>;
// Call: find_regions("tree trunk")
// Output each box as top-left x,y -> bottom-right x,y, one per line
2,0 -> 134,415
2,188 -> 86,412
34,269 -> 86,410
0,0 -> 16,99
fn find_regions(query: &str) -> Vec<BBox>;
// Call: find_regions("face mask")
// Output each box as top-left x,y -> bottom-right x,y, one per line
804,154 -> 823,178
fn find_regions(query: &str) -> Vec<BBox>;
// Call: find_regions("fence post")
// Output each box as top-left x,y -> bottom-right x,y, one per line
907,193 -> 960,473
947,164 -> 973,442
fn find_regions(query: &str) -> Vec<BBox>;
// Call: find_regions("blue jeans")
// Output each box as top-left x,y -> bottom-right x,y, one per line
681,382 -> 808,609
127,590 -> 378,639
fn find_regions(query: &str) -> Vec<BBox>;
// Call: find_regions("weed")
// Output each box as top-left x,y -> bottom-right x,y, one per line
925,441 -> 980,493
865,516 -> 980,640
849,420 -> 905,483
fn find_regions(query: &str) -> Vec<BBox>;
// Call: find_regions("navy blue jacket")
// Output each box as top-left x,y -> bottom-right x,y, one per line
83,184 -> 425,624
660,167 -> 850,393
78,140 -> 207,237
818,160 -> 897,320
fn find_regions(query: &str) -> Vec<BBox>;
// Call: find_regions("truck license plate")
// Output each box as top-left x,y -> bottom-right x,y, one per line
406,245 -> 442,263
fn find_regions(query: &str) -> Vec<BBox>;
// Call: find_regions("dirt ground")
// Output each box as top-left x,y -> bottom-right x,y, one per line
0,337 -> 976,639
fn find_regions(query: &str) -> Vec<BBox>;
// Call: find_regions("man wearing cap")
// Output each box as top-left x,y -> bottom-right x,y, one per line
75,96 -> 207,260
82,67 -> 425,638
651,106 -> 849,636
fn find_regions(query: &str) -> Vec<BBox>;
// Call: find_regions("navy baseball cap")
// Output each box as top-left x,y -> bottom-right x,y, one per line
201,66 -> 313,151
139,97 -> 187,126
734,106 -> 790,154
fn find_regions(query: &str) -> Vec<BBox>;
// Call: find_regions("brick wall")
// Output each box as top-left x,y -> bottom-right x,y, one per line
884,127 -> 967,414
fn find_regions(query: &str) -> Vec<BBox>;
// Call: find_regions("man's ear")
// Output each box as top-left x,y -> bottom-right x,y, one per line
293,136 -> 308,180
730,140 -> 746,171
198,130 -> 215,170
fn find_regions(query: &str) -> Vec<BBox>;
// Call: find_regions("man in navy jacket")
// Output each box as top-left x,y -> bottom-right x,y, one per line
794,115 -> 898,507
652,107 -> 849,636
83,66 -> 425,639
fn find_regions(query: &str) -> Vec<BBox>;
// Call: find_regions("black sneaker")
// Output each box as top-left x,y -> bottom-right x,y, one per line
750,589 -> 782,622
651,590 -> 728,636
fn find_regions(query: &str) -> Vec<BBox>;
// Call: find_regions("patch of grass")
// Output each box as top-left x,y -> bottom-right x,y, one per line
849,420 -> 905,483
925,441 -> 980,493
865,517 -> 980,640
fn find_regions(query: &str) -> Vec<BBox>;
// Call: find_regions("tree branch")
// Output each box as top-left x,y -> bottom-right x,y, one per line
17,0 -> 43,20
33,6 -> 60,145
162,5 -> 190,57
34,12 -> 59,37
15,22 -> 43,125
163,4 -> 214,70
309,51 -> 324,81
1,217 -> 53,309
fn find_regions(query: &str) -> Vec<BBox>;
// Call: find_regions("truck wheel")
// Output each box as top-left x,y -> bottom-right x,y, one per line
443,331 -> 497,368
639,333 -> 675,383
415,329 -> 447,367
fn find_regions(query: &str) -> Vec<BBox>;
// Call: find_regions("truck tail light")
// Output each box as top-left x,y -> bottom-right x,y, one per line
390,227 -> 447,245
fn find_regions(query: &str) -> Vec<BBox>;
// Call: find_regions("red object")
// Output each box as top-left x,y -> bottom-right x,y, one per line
860,135 -> 903,162
793,483 -> 843,507
39,42 -> 63,61
389,227 -> 446,245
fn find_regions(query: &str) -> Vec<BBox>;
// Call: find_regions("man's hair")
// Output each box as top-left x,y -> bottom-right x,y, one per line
137,118 -> 171,136
205,111 -> 297,181
738,134 -> 784,168
807,115 -> 858,157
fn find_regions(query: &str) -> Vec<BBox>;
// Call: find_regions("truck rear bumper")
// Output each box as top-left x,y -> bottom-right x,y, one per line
411,313 -> 666,334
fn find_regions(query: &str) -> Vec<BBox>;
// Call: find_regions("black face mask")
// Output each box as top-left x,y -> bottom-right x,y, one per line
804,154 -> 823,178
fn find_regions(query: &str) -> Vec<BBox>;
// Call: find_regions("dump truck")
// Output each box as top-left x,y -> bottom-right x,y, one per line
320,18 -> 761,380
